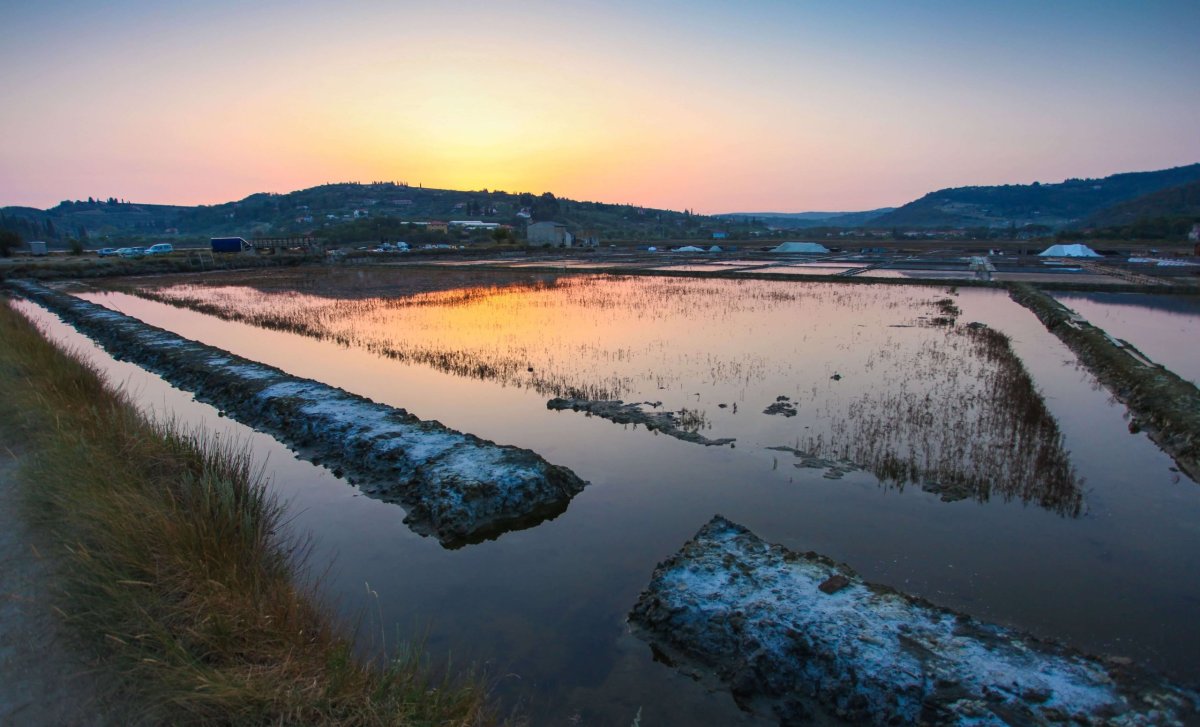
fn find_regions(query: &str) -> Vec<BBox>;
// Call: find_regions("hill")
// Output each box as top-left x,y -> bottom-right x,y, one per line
871,163 -> 1200,230
1,183 -> 764,245
716,208 -> 894,229
1082,180 -> 1200,228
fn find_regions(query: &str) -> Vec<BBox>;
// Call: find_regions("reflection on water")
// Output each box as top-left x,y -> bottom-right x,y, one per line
116,270 -> 1081,515
799,319 -> 1081,516
1050,291 -> 1200,385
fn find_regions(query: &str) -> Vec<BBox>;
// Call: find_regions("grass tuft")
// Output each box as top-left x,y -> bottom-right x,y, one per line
0,296 -> 496,726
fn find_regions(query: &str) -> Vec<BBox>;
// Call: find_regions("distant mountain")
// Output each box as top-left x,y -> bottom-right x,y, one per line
871,163 -> 1200,230
716,208 -> 895,229
1082,179 -> 1200,228
1,183 -> 760,244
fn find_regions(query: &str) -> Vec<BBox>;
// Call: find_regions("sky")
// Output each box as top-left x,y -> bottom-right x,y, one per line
1,0 -> 1198,213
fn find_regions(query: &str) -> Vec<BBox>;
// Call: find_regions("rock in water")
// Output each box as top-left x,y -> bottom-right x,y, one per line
629,516 -> 1199,725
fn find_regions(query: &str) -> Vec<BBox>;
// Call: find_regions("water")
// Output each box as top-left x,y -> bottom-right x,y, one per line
24,270 -> 1200,722
1050,291 -> 1200,385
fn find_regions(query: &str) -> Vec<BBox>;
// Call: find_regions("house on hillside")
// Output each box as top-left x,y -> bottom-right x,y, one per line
527,221 -> 574,246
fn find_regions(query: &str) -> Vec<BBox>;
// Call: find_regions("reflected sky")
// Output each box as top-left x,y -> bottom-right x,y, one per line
119,271 -> 1082,513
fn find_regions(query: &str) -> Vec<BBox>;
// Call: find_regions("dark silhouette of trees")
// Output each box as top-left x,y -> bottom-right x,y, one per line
0,230 -> 21,257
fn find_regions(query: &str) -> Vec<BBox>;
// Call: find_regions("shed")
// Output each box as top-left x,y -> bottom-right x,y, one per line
1038,243 -> 1100,258
771,241 -> 830,254
527,221 -> 574,247
28,240 -> 48,256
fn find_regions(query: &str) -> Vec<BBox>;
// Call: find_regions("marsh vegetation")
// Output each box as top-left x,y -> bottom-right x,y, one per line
118,269 -> 1081,514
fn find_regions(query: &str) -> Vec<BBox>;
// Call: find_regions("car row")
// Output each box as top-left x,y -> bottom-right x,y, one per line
96,243 -> 174,258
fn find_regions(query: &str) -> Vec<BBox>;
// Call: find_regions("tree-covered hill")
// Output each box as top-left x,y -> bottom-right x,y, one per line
1,183 -> 763,245
1082,179 -> 1200,228
871,163 -> 1200,230
715,209 -> 895,229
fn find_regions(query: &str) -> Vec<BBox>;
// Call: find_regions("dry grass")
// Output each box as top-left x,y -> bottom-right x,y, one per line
0,296 -> 496,726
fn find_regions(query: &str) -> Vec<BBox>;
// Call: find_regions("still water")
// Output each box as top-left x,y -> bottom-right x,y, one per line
1050,290 -> 1200,385
24,269 -> 1200,723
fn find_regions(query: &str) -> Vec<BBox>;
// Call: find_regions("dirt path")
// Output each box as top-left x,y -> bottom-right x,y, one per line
0,447 -> 111,726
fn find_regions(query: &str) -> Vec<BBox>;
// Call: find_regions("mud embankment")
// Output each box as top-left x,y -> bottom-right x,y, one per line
1009,283 -> 1200,483
546,397 -> 735,446
630,516 -> 1199,725
8,280 -> 586,548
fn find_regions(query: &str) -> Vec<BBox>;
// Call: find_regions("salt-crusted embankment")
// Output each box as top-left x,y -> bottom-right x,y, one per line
8,280 -> 586,547
629,516 -> 1198,725
546,397 -> 735,446
1009,283 -> 1200,483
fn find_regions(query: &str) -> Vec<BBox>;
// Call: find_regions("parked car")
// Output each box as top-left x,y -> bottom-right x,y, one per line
97,247 -> 117,257
145,243 -> 174,255
117,246 -> 145,258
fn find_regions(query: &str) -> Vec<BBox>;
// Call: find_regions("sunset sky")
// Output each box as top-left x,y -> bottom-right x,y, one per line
2,1 -> 1198,213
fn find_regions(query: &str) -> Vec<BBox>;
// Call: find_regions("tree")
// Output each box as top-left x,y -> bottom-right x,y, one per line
531,192 -> 560,221
0,230 -> 20,257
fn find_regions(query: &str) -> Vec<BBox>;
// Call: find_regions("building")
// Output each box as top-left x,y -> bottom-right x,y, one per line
28,240 -> 47,256
1189,223 -> 1200,243
527,221 -> 574,246
711,231 -> 728,240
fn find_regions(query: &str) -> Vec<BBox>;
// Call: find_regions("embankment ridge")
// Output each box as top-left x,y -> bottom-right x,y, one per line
630,516 -> 1199,725
8,280 -> 587,547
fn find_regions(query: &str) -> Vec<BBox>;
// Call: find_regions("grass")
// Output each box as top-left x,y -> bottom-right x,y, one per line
0,296 -> 496,726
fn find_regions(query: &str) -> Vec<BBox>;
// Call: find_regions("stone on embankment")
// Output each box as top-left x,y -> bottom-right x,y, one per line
8,280 -> 586,547
629,516 -> 1199,725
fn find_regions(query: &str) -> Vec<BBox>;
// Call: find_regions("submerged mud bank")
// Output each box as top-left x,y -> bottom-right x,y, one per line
546,397 -> 735,446
1009,284 -> 1200,483
630,517 -> 1199,725
8,280 -> 586,547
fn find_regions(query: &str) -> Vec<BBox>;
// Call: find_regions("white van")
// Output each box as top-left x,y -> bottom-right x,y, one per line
146,243 -> 174,255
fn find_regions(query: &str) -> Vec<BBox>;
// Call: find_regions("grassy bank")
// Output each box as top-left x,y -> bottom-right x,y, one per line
0,297 -> 494,726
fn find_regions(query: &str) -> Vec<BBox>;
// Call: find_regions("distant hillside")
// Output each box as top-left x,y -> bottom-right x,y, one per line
872,163 -> 1200,229
1082,180 -> 1200,228
717,208 -> 894,229
0,183 -> 765,245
